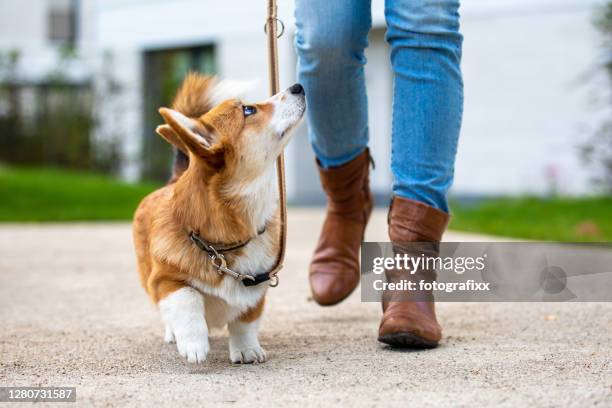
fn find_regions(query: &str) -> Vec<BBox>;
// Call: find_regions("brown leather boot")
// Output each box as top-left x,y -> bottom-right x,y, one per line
309,149 -> 373,306
378,196 -> 449,348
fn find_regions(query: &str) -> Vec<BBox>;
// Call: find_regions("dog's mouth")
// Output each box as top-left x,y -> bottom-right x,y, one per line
279,116 -> 304,139
276,98 -> 306,139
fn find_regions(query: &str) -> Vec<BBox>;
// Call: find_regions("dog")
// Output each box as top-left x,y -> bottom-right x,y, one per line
133,73 -> 305,364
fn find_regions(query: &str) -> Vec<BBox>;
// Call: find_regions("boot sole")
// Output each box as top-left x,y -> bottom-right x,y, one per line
378,332 -> 438,349
312,290 -> 354,307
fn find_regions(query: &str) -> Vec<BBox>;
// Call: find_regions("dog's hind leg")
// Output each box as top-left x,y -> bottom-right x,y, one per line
228,296 -> 266,364
228,318 -> 266,364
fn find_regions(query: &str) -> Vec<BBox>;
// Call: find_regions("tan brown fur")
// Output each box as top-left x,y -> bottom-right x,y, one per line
132,73 -> 279,312
172,73 -> 216,118
238,297 -> 266,323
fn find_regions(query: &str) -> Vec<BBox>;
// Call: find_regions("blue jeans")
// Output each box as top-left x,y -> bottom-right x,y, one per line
295,0 -> 463,212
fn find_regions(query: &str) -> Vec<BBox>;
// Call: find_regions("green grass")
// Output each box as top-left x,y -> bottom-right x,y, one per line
450,196 -> 612,242
0,166 -> 160,222
1,166 -> 611,241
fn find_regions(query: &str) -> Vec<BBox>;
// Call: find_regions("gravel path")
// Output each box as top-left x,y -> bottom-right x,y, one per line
0,209 -> 610,407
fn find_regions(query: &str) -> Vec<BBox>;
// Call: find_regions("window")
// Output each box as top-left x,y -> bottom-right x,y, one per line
48,0 -> 77,45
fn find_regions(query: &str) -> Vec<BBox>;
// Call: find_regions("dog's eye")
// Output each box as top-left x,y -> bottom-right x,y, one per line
243,105 -> 257,117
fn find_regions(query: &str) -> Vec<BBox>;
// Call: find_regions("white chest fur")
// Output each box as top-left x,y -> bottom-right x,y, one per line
187,167 -> 278,328
188,233 -> 274,328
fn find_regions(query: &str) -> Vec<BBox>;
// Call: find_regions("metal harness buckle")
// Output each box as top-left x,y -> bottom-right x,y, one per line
210,253 -> 256,283
189,231 -> 269,285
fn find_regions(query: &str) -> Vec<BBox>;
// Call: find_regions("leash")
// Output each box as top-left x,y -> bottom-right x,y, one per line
187,2 -> 287,288
264,0 -> 287,285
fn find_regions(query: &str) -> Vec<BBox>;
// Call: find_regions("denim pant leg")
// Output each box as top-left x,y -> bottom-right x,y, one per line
295,0 -> 372,168
385,0 -> 464,212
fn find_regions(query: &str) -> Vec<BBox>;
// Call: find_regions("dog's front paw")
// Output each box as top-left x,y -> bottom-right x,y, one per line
175,331 -> 209,364
229,344 -> 266,364
159,287 -> 209,364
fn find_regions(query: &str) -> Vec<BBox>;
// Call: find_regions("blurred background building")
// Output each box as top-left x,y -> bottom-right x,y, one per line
0,0 -> 609,203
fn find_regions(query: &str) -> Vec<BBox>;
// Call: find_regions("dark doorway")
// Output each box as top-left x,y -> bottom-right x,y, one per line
142,45 -> 215,181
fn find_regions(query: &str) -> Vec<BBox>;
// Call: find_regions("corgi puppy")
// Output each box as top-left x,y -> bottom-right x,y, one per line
133,73 -> 305,364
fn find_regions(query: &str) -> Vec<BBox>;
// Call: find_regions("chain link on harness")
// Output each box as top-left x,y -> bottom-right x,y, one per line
189,231 -> 279,287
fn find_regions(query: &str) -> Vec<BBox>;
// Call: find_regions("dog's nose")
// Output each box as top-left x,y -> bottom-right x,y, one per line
289,83 -> 304,95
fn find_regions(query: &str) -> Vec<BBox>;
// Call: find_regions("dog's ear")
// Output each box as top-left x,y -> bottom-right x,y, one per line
155,124 -> 188,155
158,108 -> 224,165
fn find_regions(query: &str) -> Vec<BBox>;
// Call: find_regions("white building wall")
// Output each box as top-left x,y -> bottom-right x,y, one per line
0,0 -> 60,82
0,0 -> 95,83
0,0 -> 48,49
94,0 -> 608,198
457,0 -> 607,196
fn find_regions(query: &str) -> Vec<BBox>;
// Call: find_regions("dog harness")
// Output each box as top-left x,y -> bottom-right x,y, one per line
189,227 -> 279,287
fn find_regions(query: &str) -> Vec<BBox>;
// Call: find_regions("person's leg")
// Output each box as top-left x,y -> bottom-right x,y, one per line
295,0 -> 374,305
386,0 -> 463,213
378,0 -> 463,348
295,0 -> 372,167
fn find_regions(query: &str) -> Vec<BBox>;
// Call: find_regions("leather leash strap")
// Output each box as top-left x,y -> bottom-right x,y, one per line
265,0 -> 286,284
